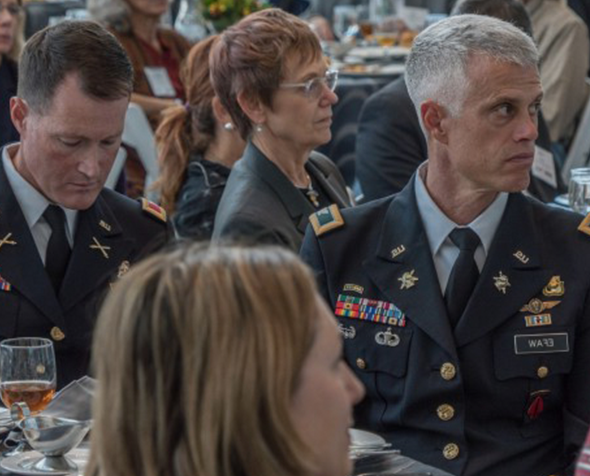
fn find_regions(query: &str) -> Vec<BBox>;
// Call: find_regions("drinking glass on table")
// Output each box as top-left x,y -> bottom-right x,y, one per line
0,338 -> 57,415
333,5 -> 359,40
568,167 -> 590,214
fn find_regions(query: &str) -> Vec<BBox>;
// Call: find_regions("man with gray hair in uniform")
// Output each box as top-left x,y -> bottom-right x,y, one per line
301,14 -> 590,476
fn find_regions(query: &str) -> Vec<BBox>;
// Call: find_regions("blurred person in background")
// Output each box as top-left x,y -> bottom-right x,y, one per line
519,0 -> 589,147
0,0 -> 23,147
88,243 -> 364,476
89,0 -> 190,198
155,35 -> 245,240
211,8 -> 351,252
356,0 -> 562,204
88,0 -> 190,127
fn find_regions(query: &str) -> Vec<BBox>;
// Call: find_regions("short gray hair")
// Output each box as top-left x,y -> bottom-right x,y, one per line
405,14 -> 539,124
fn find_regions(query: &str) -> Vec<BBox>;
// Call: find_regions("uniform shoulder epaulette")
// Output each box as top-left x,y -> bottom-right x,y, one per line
309,204 -> 344,237
139,198 -> 167,223
578,213 -> 590,235
578,212 -> 590,237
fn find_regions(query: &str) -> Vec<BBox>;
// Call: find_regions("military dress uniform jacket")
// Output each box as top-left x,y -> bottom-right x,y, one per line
300,178 -> 590,476
213,141 -> 350,252
0,157 -> 170,388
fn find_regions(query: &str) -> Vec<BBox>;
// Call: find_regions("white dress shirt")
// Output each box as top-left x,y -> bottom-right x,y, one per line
414,163 -> 508,294
2,145 -> 77,265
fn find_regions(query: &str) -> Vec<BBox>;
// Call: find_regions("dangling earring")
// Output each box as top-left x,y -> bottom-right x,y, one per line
255,123 -> 263,133
224,122 -> 234,131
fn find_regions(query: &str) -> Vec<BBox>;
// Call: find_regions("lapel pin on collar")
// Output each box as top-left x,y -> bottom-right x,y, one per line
0,233 -> 17,251
99,220 -> 112,232
398,269 -> 419,290
90,236 -> 111,259
493,271 -> 511,294
391,244 -> 406,259
513,250 -> 529,264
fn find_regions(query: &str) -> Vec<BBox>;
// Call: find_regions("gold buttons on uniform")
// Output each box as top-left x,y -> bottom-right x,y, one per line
50,326 -> 65,342
356,358 -> 367,370
440,362 -> 456,381
443,443 -> 460,460
437,404 -> 455,421
537,366 -> 549,379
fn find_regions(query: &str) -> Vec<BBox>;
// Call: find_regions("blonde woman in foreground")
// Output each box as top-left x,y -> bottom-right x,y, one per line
87,243 -> 364,476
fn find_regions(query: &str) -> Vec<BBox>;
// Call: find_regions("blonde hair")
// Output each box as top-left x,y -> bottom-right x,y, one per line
88,244 -> 318,476
154,36 -> 219,214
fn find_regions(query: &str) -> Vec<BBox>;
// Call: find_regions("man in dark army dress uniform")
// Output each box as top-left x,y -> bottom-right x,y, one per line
1,21 -> 170,389
301,14 -> 590,476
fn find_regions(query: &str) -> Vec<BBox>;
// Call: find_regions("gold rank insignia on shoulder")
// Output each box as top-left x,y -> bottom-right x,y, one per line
543,275 -> 565,297
520,298 -> 560,314
578,212 -> 590,237
309,204 -> 344,237
140,198 -> 167,223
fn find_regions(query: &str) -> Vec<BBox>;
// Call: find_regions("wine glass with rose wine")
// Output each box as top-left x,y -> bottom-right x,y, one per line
0,337 -> 56,415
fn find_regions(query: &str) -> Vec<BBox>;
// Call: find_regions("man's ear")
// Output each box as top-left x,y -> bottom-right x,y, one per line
10,97 -> 29,136
236,90 -> 266,126
421,100 -> 450,145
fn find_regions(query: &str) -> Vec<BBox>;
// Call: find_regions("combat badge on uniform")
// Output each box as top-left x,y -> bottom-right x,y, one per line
309,204 -> 344,237
520,298 -> 560,314
140,198 -> 167,223
543,276 -> 565,297
578,211 -> 590,237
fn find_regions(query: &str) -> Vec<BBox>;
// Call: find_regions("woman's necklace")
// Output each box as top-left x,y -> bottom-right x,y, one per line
305,174 -> 320,208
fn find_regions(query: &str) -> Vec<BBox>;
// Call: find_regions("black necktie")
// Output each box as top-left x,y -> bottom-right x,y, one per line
444,227 -> 481,328
43,205 -> 71,292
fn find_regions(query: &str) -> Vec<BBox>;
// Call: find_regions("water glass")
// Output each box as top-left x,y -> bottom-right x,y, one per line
568,167 -> 590,214
0,338 -> 57,415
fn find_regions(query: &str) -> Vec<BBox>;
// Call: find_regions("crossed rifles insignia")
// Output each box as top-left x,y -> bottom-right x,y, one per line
0,233 -> 17,250
89,236 -> 111,259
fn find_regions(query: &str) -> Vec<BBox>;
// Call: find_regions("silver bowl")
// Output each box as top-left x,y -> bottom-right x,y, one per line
19,416 -> 92,472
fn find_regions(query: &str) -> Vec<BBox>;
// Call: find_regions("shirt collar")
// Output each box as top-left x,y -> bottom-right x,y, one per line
414,162 -> 508,255
2,145 -> 78,237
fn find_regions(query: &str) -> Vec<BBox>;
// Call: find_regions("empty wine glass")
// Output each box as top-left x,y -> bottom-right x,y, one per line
333,5 -> 359,40
0,338 -> 57,415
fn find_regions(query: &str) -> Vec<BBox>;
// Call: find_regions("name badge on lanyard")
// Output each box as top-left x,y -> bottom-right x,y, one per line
144,67 -> 176,98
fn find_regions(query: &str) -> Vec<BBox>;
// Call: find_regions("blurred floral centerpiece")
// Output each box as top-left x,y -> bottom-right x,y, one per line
203,0 -> 270,32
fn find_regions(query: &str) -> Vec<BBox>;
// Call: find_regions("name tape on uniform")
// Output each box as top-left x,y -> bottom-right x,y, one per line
514,332 -> 569,355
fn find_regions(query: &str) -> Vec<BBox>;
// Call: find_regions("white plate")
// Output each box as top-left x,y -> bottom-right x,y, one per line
346,46 -> 411,60
0,448 -> 89,476
554,193 -> 570,207
349,428 -> 388,450
339,63 -> 406,77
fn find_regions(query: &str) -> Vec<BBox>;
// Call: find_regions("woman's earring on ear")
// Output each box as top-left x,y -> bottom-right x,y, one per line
224,122 -> 234,131
255,124 -> 263,133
